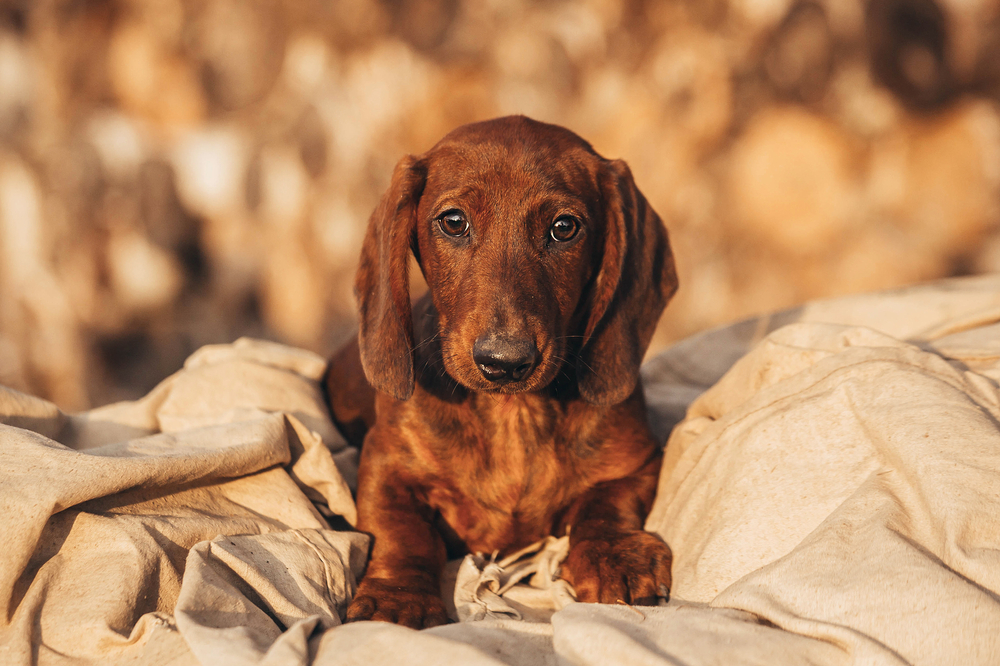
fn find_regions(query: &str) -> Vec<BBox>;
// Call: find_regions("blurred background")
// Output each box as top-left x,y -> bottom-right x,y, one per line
1,0 -> 999,410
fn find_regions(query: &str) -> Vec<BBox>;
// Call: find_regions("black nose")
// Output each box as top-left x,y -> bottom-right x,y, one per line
473,336 -> 538,384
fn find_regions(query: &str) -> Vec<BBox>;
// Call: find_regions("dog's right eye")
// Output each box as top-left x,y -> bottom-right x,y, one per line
438,211 -> 470,238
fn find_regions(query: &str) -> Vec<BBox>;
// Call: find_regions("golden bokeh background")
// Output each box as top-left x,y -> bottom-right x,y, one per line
1,0 -> 998,409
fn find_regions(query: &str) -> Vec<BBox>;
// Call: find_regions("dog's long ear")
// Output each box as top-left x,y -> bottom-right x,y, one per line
355,155 -> 426,401
577,159 -> 678,405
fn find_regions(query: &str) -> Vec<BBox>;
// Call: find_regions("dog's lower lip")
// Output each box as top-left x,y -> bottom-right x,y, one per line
478,381 -> 525,392
472,376 -> 536,392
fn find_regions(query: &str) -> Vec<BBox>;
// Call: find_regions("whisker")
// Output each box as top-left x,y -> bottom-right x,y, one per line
575,356 -> 600,378
411,332 -> 441,352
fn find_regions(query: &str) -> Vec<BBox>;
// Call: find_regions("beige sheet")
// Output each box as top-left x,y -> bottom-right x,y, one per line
3,277 -> 1000,665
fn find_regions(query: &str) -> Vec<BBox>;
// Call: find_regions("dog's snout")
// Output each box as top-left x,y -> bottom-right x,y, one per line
473,337 -> 538,384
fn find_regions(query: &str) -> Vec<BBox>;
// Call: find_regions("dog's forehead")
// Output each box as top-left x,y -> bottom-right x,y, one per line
433,116 -> 597,155
421,117 -> 602,196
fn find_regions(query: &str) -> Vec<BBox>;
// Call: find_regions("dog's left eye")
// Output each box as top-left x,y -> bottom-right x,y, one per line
550,216 -> 580,242
438,211 -> 470,237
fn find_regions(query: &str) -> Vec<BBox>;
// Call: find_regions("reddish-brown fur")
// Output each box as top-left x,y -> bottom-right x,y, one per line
324,116 -> 678,629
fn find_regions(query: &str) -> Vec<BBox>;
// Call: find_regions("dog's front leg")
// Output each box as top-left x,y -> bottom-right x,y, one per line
347,454 -> 449,628
560,455 -> 673,606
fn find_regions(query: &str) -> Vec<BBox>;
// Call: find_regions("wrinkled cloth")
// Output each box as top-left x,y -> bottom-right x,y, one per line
0,338 -> 362,666
449,536 -> 575,623
3,277 -> 1000,665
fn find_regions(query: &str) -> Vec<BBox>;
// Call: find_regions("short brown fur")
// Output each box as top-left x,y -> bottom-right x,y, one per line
324,116 -> 678,628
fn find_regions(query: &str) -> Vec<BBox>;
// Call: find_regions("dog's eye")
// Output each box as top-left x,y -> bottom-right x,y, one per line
438,211 -> 470,237
550,216 -> 580,242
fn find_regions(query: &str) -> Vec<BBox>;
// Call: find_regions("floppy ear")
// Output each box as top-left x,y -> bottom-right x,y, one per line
577,159 -> 678,405
355,155 -> 426,401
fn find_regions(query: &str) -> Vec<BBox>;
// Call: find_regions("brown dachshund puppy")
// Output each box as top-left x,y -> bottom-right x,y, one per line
324,116 -> 678,629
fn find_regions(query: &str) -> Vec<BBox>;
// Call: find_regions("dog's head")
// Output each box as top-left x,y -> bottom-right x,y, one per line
355,116 -> 677,405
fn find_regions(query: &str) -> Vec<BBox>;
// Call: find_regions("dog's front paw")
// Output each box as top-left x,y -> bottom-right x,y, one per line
346,577 -> 450,629
562,530 -> 672,606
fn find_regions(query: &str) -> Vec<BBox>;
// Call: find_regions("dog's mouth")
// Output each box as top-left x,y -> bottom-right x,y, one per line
470,363 -> 554,393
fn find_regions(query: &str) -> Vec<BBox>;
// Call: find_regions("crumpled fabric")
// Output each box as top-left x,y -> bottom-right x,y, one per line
450,536 -> 576,623
0,338 -> 360,666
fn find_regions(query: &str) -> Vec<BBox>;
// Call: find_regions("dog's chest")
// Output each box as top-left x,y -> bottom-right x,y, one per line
425,396 -> 585,555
